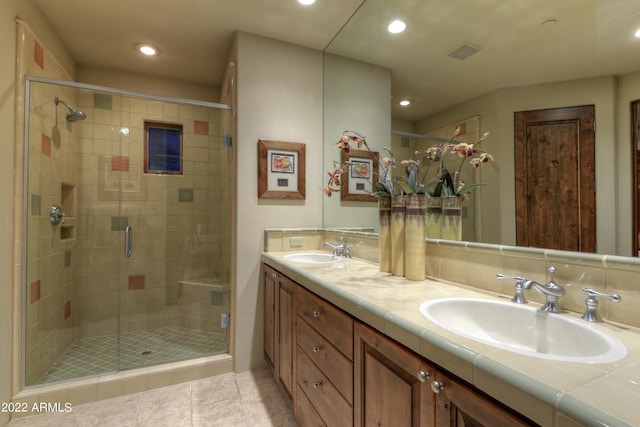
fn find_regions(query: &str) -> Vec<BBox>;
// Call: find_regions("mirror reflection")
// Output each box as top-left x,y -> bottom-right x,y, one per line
323,0 -> 640,256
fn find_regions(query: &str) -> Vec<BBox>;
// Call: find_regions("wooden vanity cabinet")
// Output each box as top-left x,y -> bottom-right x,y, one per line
433,371 -> 533,427
356,322 -> 533,427
295,285 -> 354,426
355,322 -> 436,427
261,264 -> 295,404
262,263 -> 536,427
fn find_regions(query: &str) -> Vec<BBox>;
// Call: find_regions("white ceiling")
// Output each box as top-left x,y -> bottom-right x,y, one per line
32,0 -> 640,123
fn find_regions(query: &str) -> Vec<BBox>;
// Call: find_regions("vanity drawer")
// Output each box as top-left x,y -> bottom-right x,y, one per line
295,384 -> 326,427
296,286 -> 353,360
297,347 -> 353,427
296,317 -> 353,404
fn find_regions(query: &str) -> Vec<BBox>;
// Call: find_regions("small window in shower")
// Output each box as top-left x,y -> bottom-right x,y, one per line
144,121 -> 183,174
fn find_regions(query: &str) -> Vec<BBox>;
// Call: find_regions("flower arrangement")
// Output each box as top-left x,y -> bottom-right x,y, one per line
323,130 -> 396,197
397,126 -> 493,200
322,127 -> 493,201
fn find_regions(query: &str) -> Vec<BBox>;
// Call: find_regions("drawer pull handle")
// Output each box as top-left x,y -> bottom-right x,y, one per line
312,310 -> 321,318
313,345 -> 321,353
431,380 -> 444,394
312,380 -> 322,389
418,370 -> 430,382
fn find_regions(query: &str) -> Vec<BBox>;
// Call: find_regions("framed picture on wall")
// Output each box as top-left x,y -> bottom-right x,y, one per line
258,139 -> 306,199
340,149 -> 378,202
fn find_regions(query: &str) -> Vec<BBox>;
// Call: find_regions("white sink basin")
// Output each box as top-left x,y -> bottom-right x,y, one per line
283,252 -> 339,264
419,298 -> 627,363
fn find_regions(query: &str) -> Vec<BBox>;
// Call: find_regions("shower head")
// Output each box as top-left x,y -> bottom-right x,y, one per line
54,96 -> 86,122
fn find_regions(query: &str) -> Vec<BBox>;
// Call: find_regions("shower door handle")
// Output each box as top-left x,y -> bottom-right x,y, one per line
125,226 -> 132,257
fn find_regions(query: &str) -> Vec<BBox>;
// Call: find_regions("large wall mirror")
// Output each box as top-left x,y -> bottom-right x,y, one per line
323,0 -> 640,257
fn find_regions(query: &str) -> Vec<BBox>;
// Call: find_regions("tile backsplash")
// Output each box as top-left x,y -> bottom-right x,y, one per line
264,228 -> 640,329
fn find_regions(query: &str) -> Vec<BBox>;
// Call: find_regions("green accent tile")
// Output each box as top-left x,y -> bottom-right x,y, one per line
65,251 -> 71,267
111,216 -> 129,231
31,194 -> 41,216
94,93 -> 112,110
179,188 -> 194,202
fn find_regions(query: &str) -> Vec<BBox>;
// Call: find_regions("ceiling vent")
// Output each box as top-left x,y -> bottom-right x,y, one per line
447,43 -> 482,60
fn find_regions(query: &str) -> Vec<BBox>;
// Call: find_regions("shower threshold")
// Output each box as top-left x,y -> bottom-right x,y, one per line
37,326 -> 227,385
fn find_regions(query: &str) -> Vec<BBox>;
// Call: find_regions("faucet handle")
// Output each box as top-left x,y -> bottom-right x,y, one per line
581,288 -> 621,322
496,274 -> 528,304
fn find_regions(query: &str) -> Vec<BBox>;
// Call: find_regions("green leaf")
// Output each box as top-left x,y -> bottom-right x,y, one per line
455,182 -> 487,196
396,181 -> 414,195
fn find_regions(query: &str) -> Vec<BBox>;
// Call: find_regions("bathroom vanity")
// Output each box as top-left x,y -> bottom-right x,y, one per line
261,250 -> 640,427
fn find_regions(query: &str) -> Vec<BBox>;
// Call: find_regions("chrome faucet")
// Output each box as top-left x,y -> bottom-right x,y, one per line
496,274 -> 529,304
522,266 -> 565,313
581,288 -> 621,322
324,241 -> 344,257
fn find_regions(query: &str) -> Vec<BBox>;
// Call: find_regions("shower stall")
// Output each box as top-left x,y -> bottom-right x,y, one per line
23,77 -> 234,387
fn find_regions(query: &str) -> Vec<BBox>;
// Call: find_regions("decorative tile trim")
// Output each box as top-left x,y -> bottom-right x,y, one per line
34,41 -> 44,69
178,188 -> 194,202
94,93 -> 113,110
194,120 -> 209,135
42,134 -> 51,157
30,280 -> 41,304
31,194 -> 41,216
111,156 -> 130,172
111,216 -> 129,231
128,275 -> 145,291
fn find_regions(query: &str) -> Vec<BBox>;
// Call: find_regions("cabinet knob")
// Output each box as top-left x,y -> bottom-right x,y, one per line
418,370 -> 430,382
312,310 -> 321,318
270,272 -> 278,279
312,345 -> 321,353
312,380 -> 322,389
431,380 -> 444,394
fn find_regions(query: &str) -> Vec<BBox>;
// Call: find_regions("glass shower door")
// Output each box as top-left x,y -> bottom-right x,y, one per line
24,79 -> 232,387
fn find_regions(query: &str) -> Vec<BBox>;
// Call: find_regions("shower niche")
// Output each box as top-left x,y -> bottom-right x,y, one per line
59,182 -> 75,241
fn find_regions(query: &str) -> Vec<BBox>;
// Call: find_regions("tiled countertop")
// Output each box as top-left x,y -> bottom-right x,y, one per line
261,251 -> 640,427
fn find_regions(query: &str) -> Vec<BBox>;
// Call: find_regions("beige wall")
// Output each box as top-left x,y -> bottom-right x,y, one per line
323,53 -> 391,230
78,67 -> 220,103
1,0 -> 79,420
234,32 -> 324,372
416,76 -> 621,253
0,3 -> 17,425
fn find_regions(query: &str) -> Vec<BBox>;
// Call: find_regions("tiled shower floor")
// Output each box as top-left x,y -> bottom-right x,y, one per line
39,326 -> 228,384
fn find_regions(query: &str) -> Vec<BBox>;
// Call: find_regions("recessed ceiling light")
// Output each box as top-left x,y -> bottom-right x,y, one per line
298,0 -> 315,5
635,28 -> 640,38
136,43 -> 159,56
387,20 -> 406,34
398,99 -> 411,107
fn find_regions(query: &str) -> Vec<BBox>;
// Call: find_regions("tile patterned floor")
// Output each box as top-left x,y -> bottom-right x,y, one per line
39,327 -> 228,384
9,367 -> 299,427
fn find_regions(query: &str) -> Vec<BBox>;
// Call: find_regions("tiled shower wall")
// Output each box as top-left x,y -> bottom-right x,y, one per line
18,22 -> 233,386
72,90 -> 232,339
17,21 -> 80,386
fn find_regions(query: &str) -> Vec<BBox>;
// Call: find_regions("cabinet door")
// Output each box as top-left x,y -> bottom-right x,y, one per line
277,274 -> 295,402
262,264 -> 277,369
355,322 -> 435,427
433,371 -> 534,427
